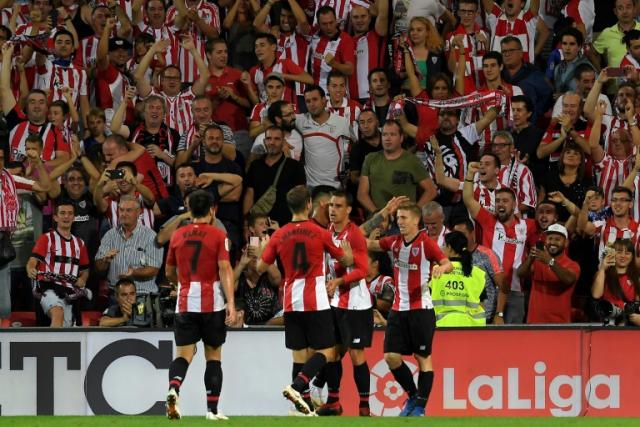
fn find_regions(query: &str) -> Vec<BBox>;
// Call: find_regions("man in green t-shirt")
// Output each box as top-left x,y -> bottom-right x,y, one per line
358,120 -> 436,213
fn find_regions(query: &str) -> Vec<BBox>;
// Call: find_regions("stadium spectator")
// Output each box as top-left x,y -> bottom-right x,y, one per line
518,223 -> 580,323
421,201 -> 449,247
589,0 -> 640,72
95,195 -> 163,294
99,278 -> 138,327
249,100 -> 303,164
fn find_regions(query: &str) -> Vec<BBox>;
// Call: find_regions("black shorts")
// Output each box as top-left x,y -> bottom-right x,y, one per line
284,309 -> 335,351
333,307 -> 373,349
174,311 -> 227,347
383,309 -> 436,357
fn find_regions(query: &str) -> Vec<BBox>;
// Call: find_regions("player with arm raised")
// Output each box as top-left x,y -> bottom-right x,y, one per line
367,202 -> 452,416
164,190 -> 235,421
256,185 -> 354,415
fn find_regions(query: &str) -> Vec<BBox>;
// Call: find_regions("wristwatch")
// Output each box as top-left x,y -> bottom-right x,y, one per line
496,312 -> 504,318
548,258 -> 555,267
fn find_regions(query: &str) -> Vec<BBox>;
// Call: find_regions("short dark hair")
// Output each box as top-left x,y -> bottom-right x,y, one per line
247,212 -> 269,227
204,123 -> 224,138
188,189 -> 215,218
53,28 -> 75,45
54,199 -> 75,216
287,185 -> 311,214
482,51 -> 503,67
161,65 -> 181,78
267,100 -> 288,123
511,95 -> 533,112
326,71 -> 347,88
255,32 -> 278,46
612,186 -> 633,200
368,67 -> 389,83
115,161 -> 138,177
50,100 -> 70,116
206,37 -> 227,53
265,125 -> 284,138
458,0 -> 479,8
316,5 -> 336,20
311,185 -> 335,204
382,119 -> 403,134
25,134 -> 43,147
450,216 -> 475,232
330,189 -> 353,207
175,163 -> 196,175
574,63 -> 596,81
115,278 -> 136,293
481,153 -> 501,169
304,84 -> 325,98
134,32 -> 155,45
560,27 -> 584,47
500,36 -> 523,49
27,89 -> 48,100
495,188 -> 517,201
624,29 -> 640,47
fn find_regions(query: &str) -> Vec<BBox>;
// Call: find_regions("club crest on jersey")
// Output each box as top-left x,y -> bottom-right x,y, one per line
411,247 -> 420,256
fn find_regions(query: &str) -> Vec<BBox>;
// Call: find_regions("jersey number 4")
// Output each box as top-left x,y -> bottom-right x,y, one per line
292,242 -> 309,273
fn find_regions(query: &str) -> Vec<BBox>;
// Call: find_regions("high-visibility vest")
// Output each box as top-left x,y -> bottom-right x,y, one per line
431,261 -> 486,327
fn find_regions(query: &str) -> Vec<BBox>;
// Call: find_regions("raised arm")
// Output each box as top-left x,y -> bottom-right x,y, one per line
584,70 -> 609,122
0,43 -> 16,114
110,86 -> 135,138
97,18 -> 116,71
589,101 -> 606,164
183,35 -> 211,95
431,136 -> 461,192
475,106 -> 499,134
576,190 -> 596,237
463,162 -> 482,218
374,0 -> 388,36
134,39 -> 170,98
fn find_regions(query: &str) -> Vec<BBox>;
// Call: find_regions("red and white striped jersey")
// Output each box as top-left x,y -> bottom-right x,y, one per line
250,58 -> 305,104
367,274 -> 394,300
166,223 -> 230,313
261,220 -> 346,312
445,25 -> 489,94
486,3 -> 538,63
8,119 -> 67,163
250,102 -> 270,123
166,1 -> 220,83
74,35 -> 100,70
35,59 -> 88,108
135,21 -> 179,66
0,171 -> 33,231
31,229 -> 89,289
562,0 -> 594,43
475,207 -> 536,292
277,32 -> 310,96
328,221 -> 371,310
466,85 -> 523,153
540,119 -> 591,163
596,217 -> 640,261
308,30 -> 355,93
351,30 -> 386,100
593,154 -> 634,206
96,0 -> 134,21
498,160 -> 538,210
473,180 -> 505,214
600,115 -> 635,156
427,226 -> 450,249
327,96 -> 361,136
379,230 -> 447,311
105,193 -> 154,229
95,63 -> 131,126
313,0 -> 352,28
130,123 -> 178,186
150,87 -> 195,135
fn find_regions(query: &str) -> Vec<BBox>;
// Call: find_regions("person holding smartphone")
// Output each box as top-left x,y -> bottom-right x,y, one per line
517,224 -> 580,324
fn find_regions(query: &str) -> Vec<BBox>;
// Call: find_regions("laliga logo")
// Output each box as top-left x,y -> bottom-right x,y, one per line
443,362 -> 620,416
369,359 -> 418,416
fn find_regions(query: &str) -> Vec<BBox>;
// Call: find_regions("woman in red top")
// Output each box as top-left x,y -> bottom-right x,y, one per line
592,238 -> 640,326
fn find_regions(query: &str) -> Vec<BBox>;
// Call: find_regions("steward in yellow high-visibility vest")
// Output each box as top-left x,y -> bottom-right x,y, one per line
430,231 -> 486,327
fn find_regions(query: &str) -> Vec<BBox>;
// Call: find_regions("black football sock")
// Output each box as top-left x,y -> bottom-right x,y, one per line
312,364 -> 327,388
353,362 -> 370,409
325,361 -> 342,404
292,362 -> 304,381
205,360 -> 223,414
415,371 -> 434,409
292,353 -> 327,393
168,357 -> 190,394
390,362 -> 417,397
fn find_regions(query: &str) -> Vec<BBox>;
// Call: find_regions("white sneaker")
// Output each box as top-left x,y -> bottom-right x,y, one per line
206,411 -> 229,421
166,389 -> 181,420
288,406 -> 318,417
309,383 -> 326,409
282,385 -> 311,415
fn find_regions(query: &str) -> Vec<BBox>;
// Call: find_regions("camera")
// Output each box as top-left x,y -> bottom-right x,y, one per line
595,300 -> 624,325
623,301 -> 640,316
107,169 -> 125,180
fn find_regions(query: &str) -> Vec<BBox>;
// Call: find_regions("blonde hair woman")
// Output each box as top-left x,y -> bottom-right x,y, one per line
405,16 -> 445,90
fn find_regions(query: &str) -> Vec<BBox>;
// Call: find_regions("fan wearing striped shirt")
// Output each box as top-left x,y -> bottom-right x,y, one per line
27,200 -> 90,327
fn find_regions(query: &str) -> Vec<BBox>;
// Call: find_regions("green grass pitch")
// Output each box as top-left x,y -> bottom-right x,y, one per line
0,417 -> 638,427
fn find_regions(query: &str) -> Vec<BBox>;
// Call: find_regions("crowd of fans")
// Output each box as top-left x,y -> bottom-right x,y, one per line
1,0 -> 640,328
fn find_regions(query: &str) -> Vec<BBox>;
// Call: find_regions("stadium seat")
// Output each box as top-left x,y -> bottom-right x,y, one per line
1,311 -> 37,327
81,311 -> 103,326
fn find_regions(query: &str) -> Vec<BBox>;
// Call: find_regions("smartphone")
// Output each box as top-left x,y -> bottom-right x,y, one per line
107,169 -> 125,180
249,236 -> 260,247
607,67 -> 626,77
49,9 -> 59,27
535,241 -> 545,250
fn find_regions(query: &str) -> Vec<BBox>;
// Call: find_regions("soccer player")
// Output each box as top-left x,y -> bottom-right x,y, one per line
315,191 -> 370,416
256,185 -> 355,415
164,190 -> 236,421
367,202 -> 452,416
